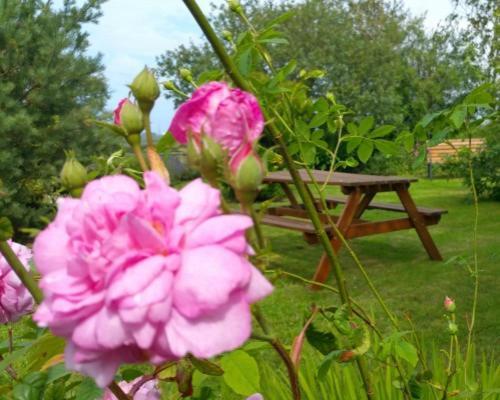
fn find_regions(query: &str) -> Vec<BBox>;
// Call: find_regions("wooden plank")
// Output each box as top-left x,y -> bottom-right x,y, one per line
267,206 -> 337,224
279,182 -> 300,208
346,215 -> 440,239
261,214 -> 330,234
397,188 -> 443,260
325,196 -> 447,216
264,169 -> 418,188
312,190 -> 362,287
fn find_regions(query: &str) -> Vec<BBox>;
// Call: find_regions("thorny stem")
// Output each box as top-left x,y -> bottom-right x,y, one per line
182,1 -> 373,396
0,241 -> 43,304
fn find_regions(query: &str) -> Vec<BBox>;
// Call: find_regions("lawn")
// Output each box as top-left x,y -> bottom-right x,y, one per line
257,178 -> 500,355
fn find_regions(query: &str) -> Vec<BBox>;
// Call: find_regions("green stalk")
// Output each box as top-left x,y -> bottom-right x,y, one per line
132,143 -> 149,171
143,112 -> 155,148
248,206 -> 266,250
0,241 -> 43,304
182,1 -> 375,397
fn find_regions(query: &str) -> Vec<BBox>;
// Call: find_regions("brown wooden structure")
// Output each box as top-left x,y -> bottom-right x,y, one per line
262,169 -> 447,285
427,138 -> 485,164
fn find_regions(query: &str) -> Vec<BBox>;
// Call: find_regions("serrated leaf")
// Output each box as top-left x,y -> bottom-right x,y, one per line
358,116 -> 374,135
220,350 -> 260,396
300,142 -> 316,164
375,140 -> 399,155
0,217 -> 13,240
188,355 -> 224,376
74,378 -> 103,400
395,340 -> 418,367
357,140 -> 374,163
13,372 -> 48,400
450,107 -> 467,129
370,125 -> 395,138
309,113 -> 328,128
346,122 -> 358,135
345,136 -> 362,153
305,323 -> 338,355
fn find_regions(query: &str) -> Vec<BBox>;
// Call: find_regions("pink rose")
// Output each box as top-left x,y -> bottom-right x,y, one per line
113,98 -> 128,125
34,172 -> 272,387
247,394 -> 264,400
0,241 -> 34,323
102,378 -> 160,400
168,81 -> 264,159
444,296 -> 456,313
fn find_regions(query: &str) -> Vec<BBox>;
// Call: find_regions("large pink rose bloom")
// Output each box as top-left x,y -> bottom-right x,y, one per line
168,82 -> 264,160
0,240 -> 34,323
33,172 -> 272,387
102,378 -> 160,400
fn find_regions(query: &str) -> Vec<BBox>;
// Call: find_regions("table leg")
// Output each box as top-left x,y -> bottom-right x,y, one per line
312,190 -> 362,285
354,192 -> 376,219
279,183 -> 300,208
396,188 -> 443,260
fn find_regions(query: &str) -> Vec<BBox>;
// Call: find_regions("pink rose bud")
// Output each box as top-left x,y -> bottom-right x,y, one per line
0,241 -> 34,323
168,81 -> 264,162
33,172 -> 273,387
444,296 -> 456,313
113,98 -> 144,136
129,67 -> 160,114
102,378 -> 160,400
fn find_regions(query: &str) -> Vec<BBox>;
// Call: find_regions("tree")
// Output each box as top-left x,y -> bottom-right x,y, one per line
157,0 -> 485,128
0,0 -> 118,234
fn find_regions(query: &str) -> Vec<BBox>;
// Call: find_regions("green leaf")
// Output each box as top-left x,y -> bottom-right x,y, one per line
300,143 -> 316,164
188,355 -> 224,376
220,350 -> 260,396
317,350 -> 343,380
417,112 -> 442,128
357,140 -> 374,163
264,10 -> 295,28
450,106 -> 467,129
94,120 -> 126,137
375,140 -> 399,155
237,48 -> 253,77
370,125 -> 395,138
394,340 -> 418,367
305,323 -> 338,355
358,116 -> 374,135
121,368 -> 144,382
197,70 -> 224,84
346,122 -> 358,135
74,378 -> 103,400
309,113 -> 328,128
0,217 -> 14,240
313,98 -> 329,113
344,136 -> 362,153
13,372 -> 48,400
156,132 -> 177,153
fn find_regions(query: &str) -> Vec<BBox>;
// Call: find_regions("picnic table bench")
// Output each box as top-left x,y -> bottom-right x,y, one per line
262,169 -> 447,284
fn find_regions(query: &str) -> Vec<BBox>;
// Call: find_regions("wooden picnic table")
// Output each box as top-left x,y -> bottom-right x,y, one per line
262,169 -> 447,284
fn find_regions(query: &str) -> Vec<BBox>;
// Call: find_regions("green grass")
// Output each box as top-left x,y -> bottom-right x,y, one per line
257,178 -> 500,355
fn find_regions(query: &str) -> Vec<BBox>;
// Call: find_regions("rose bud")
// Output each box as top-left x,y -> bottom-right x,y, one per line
60,151 -> 88,197
114,98 -> 144,137
129,67 -> 160,114
233,152 -> 264,206
444,296 -> 456,313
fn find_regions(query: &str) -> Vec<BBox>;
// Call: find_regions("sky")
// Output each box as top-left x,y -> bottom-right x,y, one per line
79,0 -> 456,133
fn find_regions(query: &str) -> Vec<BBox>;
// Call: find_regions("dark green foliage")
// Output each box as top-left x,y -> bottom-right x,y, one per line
157,0 -> 485,128
0,0 -> 119,236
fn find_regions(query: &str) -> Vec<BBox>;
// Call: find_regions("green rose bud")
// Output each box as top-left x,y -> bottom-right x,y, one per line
120,101 -> 144,135
222,30 -> 233,42
129,67 -> 160,114
60,151 -> 88,197
179,68 -> 193,83
234,153 -> 264,206
163,80 -> 177,91
228,0 -> 243,14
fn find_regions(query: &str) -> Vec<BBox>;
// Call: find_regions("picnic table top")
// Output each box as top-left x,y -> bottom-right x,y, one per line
263,169 -> 418,188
